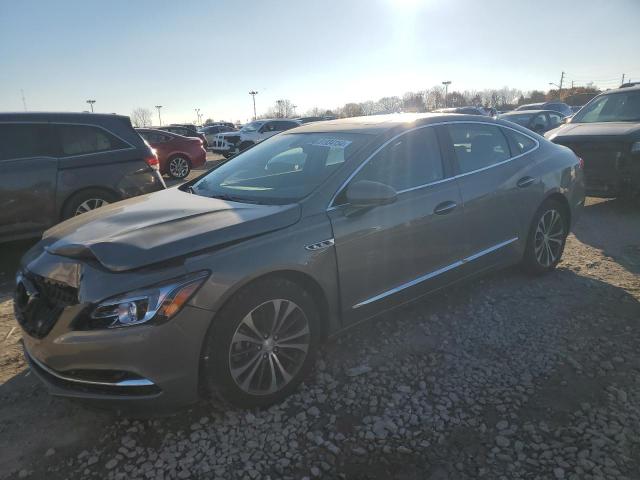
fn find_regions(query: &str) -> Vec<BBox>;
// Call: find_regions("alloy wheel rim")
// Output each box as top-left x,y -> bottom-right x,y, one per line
170,157 -> 189,178
75,198 -> 109,216
229,299 -> 310,396
534,209 -> 564,267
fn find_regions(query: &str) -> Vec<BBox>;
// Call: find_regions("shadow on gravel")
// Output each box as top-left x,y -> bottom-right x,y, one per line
573,197 -> 640,274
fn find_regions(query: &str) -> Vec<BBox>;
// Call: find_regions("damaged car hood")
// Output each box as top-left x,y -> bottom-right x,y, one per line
42,188 -> 301,272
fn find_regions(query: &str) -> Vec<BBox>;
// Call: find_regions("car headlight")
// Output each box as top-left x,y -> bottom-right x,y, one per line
631,141 -> 640,154
86,272 -> 208,329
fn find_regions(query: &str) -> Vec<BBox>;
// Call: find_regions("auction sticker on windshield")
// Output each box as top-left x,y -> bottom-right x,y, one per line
311,138 -> 352,149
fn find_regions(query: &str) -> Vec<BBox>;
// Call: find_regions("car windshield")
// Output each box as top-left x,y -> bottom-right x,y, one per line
500,113 -> 533,126
240,121 -> 264,132
572,91 -> 640,123
191,132 -> 371,204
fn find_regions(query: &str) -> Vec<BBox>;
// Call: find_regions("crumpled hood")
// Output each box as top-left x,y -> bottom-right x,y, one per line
43,188 -> 301,272
546,122 -> 640,141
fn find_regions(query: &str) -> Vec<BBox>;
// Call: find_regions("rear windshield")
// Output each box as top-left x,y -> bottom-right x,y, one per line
191,132 -> 371,204
500,113 -> 533,126
572,91 -> 640,123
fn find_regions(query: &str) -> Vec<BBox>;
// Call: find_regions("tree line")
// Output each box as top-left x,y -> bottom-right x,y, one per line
129,84 -> 602,127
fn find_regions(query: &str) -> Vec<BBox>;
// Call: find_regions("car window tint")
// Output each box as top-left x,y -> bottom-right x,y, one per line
548,112 -> 563,126
0,124 -> 55,160
532,114 -> 548,128
447,123 -> 510,174
503,128 -> 537,155
58,125 -> 128,156
353,127 -> 444,191
502,114 -> 533,126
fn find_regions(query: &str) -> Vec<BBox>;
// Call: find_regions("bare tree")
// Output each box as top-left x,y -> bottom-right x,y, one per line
130,107 -> 153,127
424,87 -> 445,110
402,92 -> 426,112
359,100 -> 380,116
341,103 -> 364,118
264,99 -> 295,118
376,96 -> 402,114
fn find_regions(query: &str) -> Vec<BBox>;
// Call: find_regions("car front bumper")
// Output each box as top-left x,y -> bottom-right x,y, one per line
21,303 -> 214,408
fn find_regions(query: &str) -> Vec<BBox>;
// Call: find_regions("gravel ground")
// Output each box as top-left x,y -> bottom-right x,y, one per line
1,197 -> 639,480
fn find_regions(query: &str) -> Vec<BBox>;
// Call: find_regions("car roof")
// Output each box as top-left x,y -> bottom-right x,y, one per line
285,113 -> 501,135
0,112 -> 130,123
501,109 -> 561,116
607,85 -> 640,93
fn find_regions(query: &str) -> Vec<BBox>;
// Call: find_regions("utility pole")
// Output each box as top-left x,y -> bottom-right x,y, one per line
621,73 -> 626,86
558,71 -> 565,100
155,105 -> 163,126
292,104 -> 297,116
21,89 -> 27,111
248,90 -> 258,120
442,81 -> 451,107
86,99 -> 96,112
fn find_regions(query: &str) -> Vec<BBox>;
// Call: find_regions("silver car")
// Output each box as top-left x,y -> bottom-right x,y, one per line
15,114 -> 584,409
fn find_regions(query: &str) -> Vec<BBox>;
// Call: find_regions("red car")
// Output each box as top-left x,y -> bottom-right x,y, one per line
136,128 -> 207,179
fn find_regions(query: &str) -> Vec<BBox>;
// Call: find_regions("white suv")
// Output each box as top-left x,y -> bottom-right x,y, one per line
210,119 -> 299,158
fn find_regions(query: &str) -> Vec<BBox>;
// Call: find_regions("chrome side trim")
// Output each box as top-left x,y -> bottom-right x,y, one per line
305,238 -> 335,251
25,349 -> 155,387
327,120 -> 539,210
352,237 -> 519,309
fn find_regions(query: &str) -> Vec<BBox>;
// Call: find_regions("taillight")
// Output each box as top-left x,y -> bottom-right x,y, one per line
145,151 -> 160,170
576,156 -> 584,169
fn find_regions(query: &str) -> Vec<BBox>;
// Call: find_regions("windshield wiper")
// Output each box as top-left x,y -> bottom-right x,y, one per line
209,193 -> 267,204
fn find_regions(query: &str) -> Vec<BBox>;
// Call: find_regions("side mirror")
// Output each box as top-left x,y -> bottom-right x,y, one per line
346,180 -> 397,208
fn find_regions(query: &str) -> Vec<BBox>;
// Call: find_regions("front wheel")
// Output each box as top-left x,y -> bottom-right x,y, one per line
201,278 -> 319,408
522,199 -> 568,274
62,189 -> 118,220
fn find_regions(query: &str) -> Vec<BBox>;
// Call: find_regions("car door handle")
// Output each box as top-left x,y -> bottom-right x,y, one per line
434,201 -> 457,215
517,176 -> 535,188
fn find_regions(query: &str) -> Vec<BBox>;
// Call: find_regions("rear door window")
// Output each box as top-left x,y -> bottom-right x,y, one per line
0,124 -> 56,160
446,123 -> 510,174
57,125 -> 129,156
503,128 -> 537,155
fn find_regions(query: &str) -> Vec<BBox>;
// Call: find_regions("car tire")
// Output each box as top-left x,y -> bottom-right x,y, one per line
62,188 -> 119,220
168,155 -> 191,179
522,199 -> 568,274
201,277 -> 320,408
239,141 -> 254,152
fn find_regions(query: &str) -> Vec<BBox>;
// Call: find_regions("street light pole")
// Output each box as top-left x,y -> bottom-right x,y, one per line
249,91 -> 258,120
441,81 -> 451,108
195,108 -> 201,125
155,105 -> 163,126
86,99 -> 96,113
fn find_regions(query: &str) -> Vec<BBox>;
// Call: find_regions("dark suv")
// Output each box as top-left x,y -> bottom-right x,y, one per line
546,86 -> 640,198
0,112 -> 166,242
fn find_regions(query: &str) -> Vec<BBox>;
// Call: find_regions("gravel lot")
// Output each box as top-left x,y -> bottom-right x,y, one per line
1,195 -> 639,480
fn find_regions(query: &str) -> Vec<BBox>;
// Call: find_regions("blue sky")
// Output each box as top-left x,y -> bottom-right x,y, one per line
1,0 -> 639,123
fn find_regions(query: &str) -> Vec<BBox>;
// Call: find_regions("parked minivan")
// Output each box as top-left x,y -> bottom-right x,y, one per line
0,112 -> 166,242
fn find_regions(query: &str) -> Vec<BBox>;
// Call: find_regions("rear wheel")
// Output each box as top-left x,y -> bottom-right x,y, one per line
168,155 -> 191,179
522,199 -> 568,274
62,189 -> 118,220
201,277 -> 319,408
